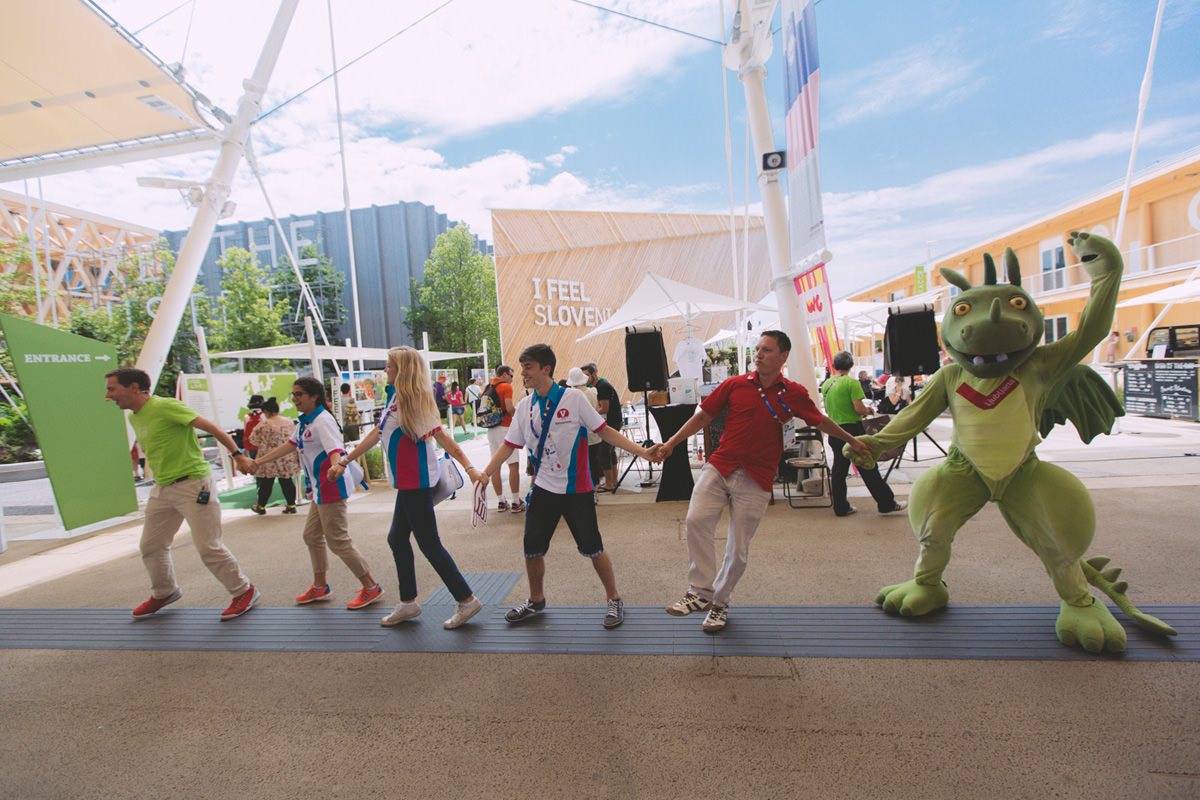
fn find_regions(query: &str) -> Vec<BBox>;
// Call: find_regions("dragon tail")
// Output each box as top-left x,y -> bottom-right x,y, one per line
1082,556 -> 1178,637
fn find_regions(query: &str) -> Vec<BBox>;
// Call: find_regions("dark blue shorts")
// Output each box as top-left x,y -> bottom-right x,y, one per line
522,485 -> 604,558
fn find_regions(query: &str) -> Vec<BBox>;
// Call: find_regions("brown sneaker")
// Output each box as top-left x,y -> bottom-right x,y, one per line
665,591 -> 712,616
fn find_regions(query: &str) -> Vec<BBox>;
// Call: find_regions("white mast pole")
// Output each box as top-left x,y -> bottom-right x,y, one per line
136,0 -> 300,387
726,0 -> 818,396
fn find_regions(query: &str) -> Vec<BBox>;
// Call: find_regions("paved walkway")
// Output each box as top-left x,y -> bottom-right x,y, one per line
2,414 -> 1199,798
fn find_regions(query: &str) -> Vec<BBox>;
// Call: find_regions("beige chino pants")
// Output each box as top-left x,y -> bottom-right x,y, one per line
685,464 -> 773,608
140,476 -> 250,598
301,499 -> 370,579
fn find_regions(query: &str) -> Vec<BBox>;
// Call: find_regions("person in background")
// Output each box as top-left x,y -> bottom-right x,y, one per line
248,397 -> 300,515
486,365 -> 523,512
447,380 -> 466,437
1105,330 -> 1121,363
329,347 -> 485,630
821,351 -> 906,518
582,362 -> 622,492
340,383 -> 361,445
650,332 -> 870,634
104,367 -> 259,621
242,394 -> 264,460
253,377 -> 384,612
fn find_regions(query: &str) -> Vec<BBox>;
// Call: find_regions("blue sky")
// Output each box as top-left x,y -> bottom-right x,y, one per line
21,0 -> 1200,297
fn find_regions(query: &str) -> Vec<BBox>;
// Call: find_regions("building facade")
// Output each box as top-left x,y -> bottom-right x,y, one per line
845,148 -> 1200,363
161,200 -> 490,351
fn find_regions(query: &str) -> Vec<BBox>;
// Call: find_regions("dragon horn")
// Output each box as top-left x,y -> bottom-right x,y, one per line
1005,247 -> 1022,287
983,253 -> 997,285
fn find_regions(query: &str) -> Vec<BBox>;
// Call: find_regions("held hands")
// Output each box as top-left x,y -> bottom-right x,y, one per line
843,435 -> 882,471
235,454 -> 257,475
646,442 -> 671,463
465,466 -> 484,485
327,458 -> 350,480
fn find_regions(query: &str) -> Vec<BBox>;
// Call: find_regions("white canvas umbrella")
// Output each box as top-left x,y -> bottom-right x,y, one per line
576,273 -> 774,341
1115,280 -> 1200,307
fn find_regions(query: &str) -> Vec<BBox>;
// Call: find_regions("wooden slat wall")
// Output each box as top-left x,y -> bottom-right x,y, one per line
490,209 -> 770,401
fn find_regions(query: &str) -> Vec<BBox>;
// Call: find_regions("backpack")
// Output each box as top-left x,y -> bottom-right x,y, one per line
477,382 -> 505,428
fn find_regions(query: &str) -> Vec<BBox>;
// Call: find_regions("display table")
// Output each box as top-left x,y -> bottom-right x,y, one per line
649,403 -> 697,501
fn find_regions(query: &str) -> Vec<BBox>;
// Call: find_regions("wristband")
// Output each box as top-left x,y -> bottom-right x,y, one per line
231,449 -> 244,457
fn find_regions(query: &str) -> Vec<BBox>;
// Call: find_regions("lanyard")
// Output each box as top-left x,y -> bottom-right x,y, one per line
752,375 -> 793,425
528,384 -> 564,474
295,407 -> 326,451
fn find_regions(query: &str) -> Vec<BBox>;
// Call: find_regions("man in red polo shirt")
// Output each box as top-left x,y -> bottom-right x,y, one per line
652,330 -> 870,633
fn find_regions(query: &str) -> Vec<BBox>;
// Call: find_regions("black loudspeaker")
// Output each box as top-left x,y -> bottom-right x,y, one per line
884,307 -> 941,376
625,325 -> 669,392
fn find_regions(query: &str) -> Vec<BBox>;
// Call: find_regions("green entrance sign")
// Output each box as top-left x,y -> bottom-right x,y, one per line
0,313 -> 138,529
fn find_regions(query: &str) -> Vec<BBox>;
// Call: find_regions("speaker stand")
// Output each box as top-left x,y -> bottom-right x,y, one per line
614,391 -> 657,491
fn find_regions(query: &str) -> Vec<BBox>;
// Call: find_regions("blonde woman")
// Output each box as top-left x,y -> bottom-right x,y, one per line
329,347 -> 485,629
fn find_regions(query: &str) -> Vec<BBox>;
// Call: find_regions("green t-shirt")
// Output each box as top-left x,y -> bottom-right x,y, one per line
129,396 -> 210,485
820,375 -> 865,426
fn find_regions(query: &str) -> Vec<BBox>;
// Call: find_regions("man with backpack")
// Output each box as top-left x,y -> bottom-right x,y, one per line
479,364 -> 523,511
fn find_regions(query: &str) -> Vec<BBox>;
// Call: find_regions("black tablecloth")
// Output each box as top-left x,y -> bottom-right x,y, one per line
650,403 -> 696,501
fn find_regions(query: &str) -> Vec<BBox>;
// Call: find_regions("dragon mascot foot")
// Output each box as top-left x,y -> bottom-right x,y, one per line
1056,597 -> 1126,654
875,580 -> 949,617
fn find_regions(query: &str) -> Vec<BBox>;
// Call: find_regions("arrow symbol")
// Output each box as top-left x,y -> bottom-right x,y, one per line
95,355 -> 111,361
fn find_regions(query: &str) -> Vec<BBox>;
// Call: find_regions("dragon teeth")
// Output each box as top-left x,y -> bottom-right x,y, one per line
996,353 -> 1009,362
973,356 -> 985,365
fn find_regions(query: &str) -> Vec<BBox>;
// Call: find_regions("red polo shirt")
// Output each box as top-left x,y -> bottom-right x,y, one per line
700,371 -> 824,491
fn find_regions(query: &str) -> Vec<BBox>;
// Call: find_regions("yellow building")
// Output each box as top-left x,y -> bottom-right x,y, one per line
846,148 -> 1200,362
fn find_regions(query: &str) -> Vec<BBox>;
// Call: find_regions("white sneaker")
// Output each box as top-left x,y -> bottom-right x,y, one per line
443,597 -> 483,629
380,601 -> 422,627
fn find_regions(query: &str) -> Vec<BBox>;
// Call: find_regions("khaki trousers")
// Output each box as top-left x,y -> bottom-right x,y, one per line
685,464 -> 772,608
302,499 -> 370,579
141,477 -> 249,598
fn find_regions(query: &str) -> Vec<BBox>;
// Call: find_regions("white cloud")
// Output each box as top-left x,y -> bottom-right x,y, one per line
545,145 -> 579,168
824,40 -> 984,128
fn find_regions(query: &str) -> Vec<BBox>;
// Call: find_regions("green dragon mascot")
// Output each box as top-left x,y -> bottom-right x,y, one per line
847,231 -> 1176,654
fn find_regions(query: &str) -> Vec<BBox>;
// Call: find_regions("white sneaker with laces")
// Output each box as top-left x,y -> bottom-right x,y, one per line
381,601 -> 422,627
701,604 -> 728,633
443,597 -> 483,629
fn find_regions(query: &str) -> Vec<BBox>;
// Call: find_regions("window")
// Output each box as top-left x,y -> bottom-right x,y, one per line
889,289 -> 906,302
1044,315 -> 1068,343
1040,238 -> 1065,292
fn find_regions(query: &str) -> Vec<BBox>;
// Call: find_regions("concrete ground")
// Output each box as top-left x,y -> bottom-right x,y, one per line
2,413 -> 1199,799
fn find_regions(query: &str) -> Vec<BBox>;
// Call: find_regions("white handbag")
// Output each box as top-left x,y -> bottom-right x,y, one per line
431,456 -> 464,506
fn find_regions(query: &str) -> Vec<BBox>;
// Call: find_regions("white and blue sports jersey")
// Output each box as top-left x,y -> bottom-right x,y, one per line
504,384 -> 606,494
290,407 -> 352,504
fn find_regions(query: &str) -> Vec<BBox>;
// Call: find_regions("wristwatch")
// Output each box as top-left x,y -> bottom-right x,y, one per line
231,449 -> 245,457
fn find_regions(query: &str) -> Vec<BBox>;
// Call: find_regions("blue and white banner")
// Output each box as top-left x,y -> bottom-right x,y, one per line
782,0 -> 826,266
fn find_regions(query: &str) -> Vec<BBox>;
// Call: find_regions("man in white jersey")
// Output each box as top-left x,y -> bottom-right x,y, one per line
477,343 -> 660,629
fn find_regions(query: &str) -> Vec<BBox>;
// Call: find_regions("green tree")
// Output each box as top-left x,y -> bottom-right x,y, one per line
0,235 -> 39,316
406,225 -> 499,378
274,245 -> 346,342
207,247 -> 293,369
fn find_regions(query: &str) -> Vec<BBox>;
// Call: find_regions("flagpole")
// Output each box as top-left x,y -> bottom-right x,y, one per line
726,0 -> 819,397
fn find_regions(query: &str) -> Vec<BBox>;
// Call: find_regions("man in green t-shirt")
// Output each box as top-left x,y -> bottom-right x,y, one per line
105,367 -> 260,621
819,352 -> 905,517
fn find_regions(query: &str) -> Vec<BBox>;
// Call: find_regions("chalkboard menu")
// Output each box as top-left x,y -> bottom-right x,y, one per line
1123,360 -> 1199,420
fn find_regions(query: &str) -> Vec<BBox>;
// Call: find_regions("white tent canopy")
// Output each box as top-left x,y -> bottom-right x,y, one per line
578,272 -> 774,341
1116,279 -> 1200,307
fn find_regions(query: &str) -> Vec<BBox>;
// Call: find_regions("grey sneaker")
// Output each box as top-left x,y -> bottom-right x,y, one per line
701,604 -> 728,633
505,597 -> 545,623
381,601 -> 421,627
881,500 -> 908,514
665,591 -> 712,616
443,597 -> 483,629
603,598 -> 625,629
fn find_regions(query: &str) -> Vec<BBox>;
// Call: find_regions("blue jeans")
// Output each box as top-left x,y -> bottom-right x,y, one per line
387,488 -> 472,603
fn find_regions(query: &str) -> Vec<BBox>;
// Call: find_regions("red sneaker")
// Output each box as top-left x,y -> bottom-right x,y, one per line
131,588 -> 182,618
220,585 -> 260,620
295,584 -> 332,605
347,584 -> 384,610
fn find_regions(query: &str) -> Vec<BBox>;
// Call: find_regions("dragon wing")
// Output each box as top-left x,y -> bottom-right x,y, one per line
1038,364 -> 1125,443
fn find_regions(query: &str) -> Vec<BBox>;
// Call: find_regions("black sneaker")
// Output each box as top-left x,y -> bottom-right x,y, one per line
603,598 -> 625,629
505,598 -> 546,623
